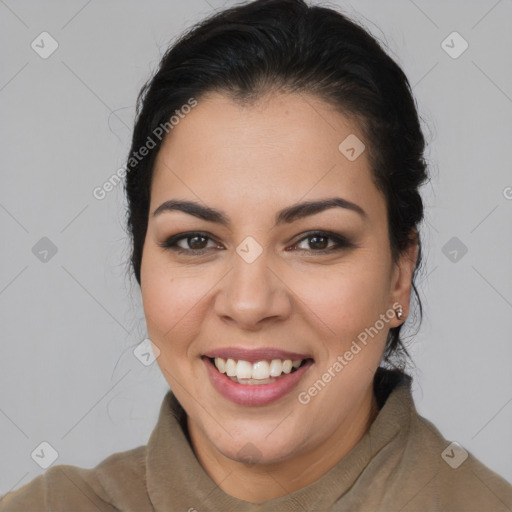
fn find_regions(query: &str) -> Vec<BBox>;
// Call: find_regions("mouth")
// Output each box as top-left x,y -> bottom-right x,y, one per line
201,349 -> 314,406
206,356 -> 312,384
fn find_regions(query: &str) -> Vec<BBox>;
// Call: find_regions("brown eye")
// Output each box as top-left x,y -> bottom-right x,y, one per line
183,235 -> 208,250
158,232 -> 223,254
290,231 -> 354,254
304,235 -> 330,250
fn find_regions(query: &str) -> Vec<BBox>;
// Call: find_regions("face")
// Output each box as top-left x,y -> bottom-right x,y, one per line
140,91 -> 416,467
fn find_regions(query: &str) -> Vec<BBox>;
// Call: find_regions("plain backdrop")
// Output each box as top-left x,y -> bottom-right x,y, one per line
1,0 -> 511,494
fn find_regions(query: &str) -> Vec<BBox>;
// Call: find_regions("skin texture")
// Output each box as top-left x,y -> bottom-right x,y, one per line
140,91 -> 418,502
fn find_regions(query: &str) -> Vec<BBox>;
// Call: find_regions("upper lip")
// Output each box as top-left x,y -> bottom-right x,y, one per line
203,347 -> 313,363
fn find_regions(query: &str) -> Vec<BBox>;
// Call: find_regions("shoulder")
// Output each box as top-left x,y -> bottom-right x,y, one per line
395,391 -> 512,511
0,445 -> 152,512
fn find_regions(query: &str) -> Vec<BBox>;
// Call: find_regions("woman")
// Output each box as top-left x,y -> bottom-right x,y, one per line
2,0 -> 511,510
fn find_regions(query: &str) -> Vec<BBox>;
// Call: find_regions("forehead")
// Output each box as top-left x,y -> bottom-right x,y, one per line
150,91 -> 384,221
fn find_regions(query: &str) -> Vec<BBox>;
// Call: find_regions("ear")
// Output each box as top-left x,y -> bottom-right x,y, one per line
389,230 -> 419,327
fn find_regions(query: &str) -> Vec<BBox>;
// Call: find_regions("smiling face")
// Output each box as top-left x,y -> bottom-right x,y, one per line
140,91 -> 416,482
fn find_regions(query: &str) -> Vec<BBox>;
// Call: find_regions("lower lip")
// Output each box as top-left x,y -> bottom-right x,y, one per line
203,357 -> 314,406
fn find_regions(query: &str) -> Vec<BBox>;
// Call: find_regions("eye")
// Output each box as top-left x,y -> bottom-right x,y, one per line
158,232 -> 223,254
289,231 -> 354,254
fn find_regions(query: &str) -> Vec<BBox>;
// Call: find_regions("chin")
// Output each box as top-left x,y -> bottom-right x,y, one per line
212,429 -> 304,466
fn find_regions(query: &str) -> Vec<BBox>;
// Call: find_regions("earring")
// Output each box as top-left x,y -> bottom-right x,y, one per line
396,305 -> 403,320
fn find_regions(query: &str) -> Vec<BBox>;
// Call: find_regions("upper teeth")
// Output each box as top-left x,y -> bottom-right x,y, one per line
214,358 -> 302,380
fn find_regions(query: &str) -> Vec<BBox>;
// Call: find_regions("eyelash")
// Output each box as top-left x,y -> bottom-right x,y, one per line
158,230 -> 355,256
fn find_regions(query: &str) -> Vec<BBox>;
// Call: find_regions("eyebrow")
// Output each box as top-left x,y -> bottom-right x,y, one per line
152,197 -> 366,226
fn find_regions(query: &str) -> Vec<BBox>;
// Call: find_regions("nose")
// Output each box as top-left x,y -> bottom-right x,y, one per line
213,248 -> 292,330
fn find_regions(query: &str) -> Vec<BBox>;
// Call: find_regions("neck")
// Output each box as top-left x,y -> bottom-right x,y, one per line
186,385 -> 379,503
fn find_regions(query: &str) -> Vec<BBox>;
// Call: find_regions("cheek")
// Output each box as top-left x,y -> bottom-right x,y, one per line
140,253 -> 212,352
289,258 -> 391,342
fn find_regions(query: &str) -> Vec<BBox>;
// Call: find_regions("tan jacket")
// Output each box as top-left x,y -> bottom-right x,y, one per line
2,368 -> 511,511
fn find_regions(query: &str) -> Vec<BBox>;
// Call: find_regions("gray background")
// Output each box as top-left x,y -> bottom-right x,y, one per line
1,0 -> 511,494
